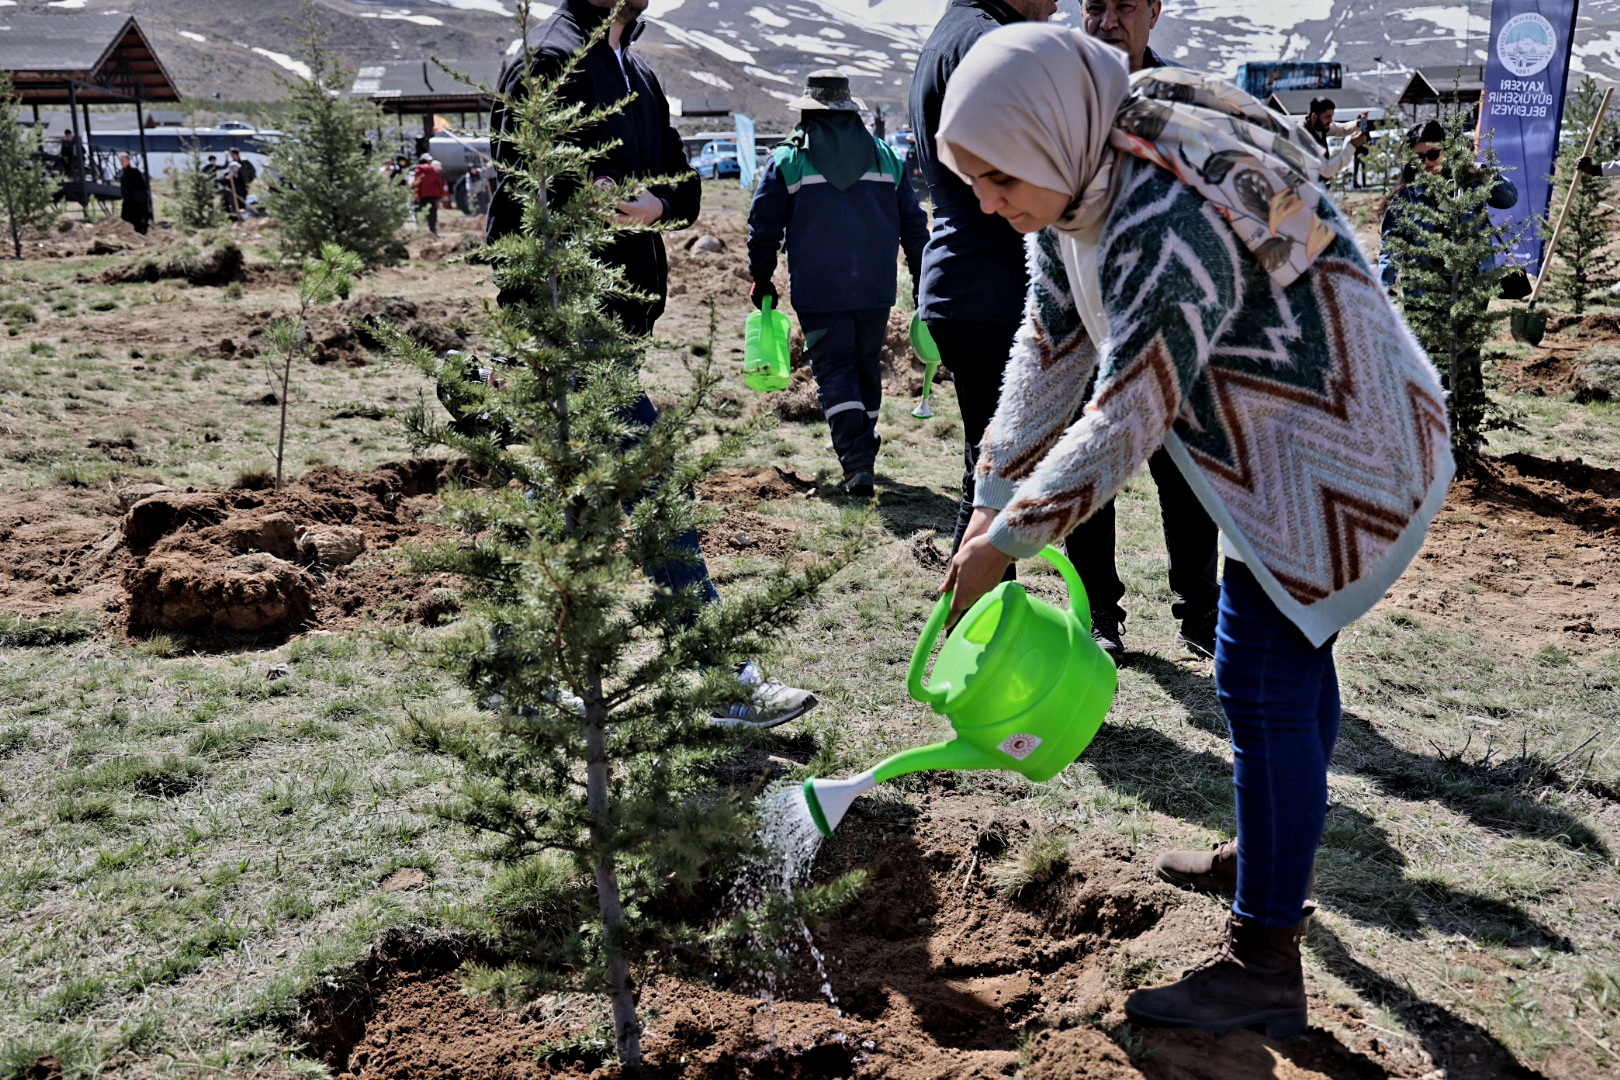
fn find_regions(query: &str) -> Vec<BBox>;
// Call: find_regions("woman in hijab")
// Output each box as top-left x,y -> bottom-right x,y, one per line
934,24 -> 1452,1037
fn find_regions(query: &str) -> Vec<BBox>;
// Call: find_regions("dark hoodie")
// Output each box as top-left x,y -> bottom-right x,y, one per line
486,0 -> 700,328
908,0 -> 1033,326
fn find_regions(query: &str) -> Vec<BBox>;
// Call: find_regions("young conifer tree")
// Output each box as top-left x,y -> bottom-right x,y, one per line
381,5 -> 860,1068
263,4 -> 407,267
1549,77 -> 1620,314
171,132 -> 223,232
264,243 -> 362,490
0,74 -> 57,259
1383,110 -> 1517,465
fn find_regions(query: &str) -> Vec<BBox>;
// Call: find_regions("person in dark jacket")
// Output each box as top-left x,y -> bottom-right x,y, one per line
1378,119 -> 1520,294
1060,0 -> 1222,660
486,0 -> 699,330
117,153 -> 152,235
908,0 -> 1057,592
481,0 -> 816,728
748,71 -> 929,497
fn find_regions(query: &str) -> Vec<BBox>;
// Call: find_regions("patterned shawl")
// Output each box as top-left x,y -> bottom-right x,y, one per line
937,24 -> 1337,286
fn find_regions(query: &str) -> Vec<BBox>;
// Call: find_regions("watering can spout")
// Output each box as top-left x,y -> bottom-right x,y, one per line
803,771 -> 877,837
872,738 -> 1001,784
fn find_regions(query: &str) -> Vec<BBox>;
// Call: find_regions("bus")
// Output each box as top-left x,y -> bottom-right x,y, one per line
74,125 -> 284,185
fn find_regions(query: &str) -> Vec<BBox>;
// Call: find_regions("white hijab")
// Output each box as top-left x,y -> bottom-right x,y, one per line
936,25 -> 1130,237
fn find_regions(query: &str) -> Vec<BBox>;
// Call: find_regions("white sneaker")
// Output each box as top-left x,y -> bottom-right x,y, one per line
710,661 -> 818,729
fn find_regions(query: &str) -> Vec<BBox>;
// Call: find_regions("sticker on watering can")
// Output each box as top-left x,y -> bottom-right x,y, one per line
998,733 -> 1042,760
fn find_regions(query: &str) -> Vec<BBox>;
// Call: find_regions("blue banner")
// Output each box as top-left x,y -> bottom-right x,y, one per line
735,113 -> 757,191
1481,0 -> 1581,275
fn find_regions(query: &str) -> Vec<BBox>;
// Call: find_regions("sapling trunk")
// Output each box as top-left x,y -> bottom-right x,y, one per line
585,703 -> 641,1067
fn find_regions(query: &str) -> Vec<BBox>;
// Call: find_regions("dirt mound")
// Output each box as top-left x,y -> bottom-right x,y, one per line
699,466 -> 818,508
1386,452 -> 1620,648
1496,350 -> 1618,402
293,796 -> 1432,1080
0,460 -> 459,638
125,551 -> 316,635
101,241 -> 246,287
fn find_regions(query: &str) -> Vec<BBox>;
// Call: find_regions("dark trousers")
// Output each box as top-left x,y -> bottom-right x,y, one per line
623,391 -> 720,615
800,308 -> 888,476
931,317 -> 1082,586
479,297 -> 719,621
416,196 -> 439,236
929,317 -> 1218,623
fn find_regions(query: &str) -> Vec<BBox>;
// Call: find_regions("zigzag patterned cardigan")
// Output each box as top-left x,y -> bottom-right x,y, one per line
974,162 -> 1454,647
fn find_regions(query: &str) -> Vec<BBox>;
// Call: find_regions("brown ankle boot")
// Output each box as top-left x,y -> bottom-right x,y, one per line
1124,914 -> 1308,1038
1154,841 -> 1315,901
1154,839 -> 1238,896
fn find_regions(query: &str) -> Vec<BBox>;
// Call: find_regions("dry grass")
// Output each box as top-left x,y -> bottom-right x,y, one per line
0,183 -> 1618,1077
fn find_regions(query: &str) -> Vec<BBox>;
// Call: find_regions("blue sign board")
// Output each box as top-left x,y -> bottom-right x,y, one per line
1480,0 -> 1581,275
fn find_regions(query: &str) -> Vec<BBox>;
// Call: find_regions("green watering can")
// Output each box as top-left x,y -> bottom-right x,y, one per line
909,314 -> 941,419
802,545 -> 1117,836
743,296 -> 792,393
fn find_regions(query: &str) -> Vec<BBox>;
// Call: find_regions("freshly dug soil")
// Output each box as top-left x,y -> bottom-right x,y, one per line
292,797 -> 1448,1080
0,459 -> 458,638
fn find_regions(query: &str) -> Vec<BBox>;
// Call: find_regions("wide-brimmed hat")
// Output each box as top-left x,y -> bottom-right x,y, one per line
787,70 -> 866,112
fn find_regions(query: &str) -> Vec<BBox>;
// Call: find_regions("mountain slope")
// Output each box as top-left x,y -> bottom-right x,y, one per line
8,0 -> 1619,119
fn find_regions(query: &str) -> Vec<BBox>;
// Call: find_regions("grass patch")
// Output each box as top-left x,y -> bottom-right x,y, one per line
0,613 -> 98,648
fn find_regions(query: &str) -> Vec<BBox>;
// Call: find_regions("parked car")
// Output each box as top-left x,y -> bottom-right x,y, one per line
691,139 -> 740,180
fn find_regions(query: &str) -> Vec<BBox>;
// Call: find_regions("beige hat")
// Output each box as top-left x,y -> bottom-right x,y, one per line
787,69 -> 866,112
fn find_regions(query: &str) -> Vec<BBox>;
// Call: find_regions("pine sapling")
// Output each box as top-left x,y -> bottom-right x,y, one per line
0,73 -> 57,259
172,129 -> 222,232
1382,110 -> 1521,465
264,243 -> 362,490
1549,77 -> 1620,314
380,4 -> 862,1068
263,3 -> 408,267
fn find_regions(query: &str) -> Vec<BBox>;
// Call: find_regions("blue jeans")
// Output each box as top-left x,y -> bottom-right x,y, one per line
1215,561 -> 1340,928
623,391 -> 720,615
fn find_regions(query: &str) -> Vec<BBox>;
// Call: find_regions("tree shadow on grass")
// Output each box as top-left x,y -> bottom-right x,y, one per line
1081,723 -> 1573,949
1335,710 -> 1611,860
1308,919 -> 1542,1079
858,475 -> 960,540
1127,652 -> 1226,739
1134,651 -> 1610,857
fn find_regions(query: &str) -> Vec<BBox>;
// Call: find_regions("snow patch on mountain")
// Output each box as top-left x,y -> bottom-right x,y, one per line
251,46 -> 312,79
360,10 -> 447,26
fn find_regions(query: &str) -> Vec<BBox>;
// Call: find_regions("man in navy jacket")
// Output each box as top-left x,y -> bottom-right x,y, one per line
486,0 -> 699,334
482,0 -> 817,728
748,71 -> 929,497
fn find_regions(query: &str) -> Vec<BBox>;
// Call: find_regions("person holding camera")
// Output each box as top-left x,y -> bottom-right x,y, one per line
1301,97 -> 1368,181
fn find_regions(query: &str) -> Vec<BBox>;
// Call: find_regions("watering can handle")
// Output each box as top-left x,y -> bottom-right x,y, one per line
1036,545 -> 1091,634
759,295 -> 775,352
907,544 -> 1089,705
906,591 -> 955,708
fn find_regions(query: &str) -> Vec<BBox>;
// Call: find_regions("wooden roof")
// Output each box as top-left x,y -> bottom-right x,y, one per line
1398,66 -> 1486,107
349,59 -> 501,116
0,14 -> 181,105
1267,89 -> 1375,116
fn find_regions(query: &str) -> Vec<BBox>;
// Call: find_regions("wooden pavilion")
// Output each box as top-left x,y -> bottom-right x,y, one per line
0,13 -> 182,204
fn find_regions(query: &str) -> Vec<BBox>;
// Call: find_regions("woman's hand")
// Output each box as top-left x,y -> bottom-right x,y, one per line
940,507 -> 1013,625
